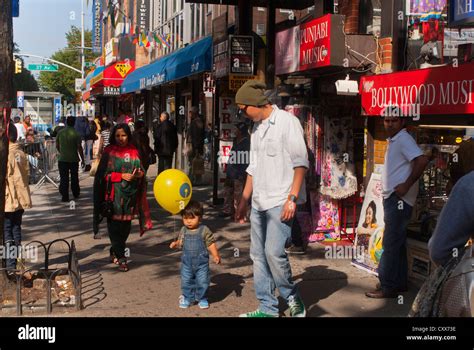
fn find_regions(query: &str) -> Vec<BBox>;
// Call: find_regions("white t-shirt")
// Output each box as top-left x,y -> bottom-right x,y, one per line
381,129 -> 423,206
15,123 -> 26,141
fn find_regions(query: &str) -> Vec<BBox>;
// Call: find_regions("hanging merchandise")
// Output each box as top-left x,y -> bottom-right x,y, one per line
408,0 -> 446,21
320,115 -> 358,199
309,191 -> 340,242
422,20 -> 444,43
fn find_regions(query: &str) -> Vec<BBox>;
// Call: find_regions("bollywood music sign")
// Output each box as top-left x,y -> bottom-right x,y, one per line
360,62 -> 474,116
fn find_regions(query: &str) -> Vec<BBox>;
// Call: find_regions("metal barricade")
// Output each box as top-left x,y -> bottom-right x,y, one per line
23,137 -> 59,189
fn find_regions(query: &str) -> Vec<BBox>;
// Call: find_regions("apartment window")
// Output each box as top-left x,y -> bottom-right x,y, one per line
179,14 -> 183,47
196,4 -> 201,39
191,4 -> 195,40
201,4 -> 206,37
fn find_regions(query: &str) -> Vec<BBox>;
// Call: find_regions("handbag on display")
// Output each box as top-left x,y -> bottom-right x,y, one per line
100,175 -> 114,218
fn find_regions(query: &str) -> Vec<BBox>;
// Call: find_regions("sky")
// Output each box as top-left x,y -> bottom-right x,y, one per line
13,0 -> 93,72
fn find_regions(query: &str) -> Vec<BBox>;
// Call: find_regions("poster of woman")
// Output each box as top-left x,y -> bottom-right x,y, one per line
352,173 -> 385,275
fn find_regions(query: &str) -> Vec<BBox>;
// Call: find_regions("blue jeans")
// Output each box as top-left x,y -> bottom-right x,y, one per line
4,210 -> 24,270
250,205 -> 298,315
181,228 -> 210,302
378,193 -> 413,292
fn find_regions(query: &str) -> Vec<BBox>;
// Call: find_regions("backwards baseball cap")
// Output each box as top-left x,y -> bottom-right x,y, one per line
235,80 -> 270,107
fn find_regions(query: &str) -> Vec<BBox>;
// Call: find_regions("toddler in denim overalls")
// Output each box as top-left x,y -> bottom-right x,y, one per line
170,200 -> 221,309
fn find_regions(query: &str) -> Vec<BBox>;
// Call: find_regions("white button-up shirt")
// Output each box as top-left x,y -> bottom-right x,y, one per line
246,106 -> 309,211
382,128 -> 423,206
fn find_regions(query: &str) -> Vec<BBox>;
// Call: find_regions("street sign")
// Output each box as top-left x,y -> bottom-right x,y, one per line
28,64 -> 59,72
12,0 -> 19,17
85,62 -> 95,68
17,91 -> 24,108
75,79 -> 85,92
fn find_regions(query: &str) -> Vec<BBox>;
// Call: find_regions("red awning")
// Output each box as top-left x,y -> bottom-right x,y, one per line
90,60 -> 136,89
360,62 -> 474,116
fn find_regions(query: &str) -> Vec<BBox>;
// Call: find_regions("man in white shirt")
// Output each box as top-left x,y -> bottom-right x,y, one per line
13,116 -> 26,141
366,116 -> 428,299
235,80 -> 308,317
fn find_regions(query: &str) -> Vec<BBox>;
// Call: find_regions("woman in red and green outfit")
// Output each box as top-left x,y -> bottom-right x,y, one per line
93,123 -> 152,272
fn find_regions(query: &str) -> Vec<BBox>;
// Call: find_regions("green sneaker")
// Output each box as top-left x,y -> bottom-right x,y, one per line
239,310 -> 277,318
288,295 -> 306,317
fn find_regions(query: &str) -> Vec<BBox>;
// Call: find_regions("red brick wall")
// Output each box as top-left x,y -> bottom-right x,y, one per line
339,0 -> 360,34
377,37 -> 393,73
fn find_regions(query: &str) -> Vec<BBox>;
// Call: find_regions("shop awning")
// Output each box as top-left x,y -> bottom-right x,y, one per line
82,67 -> 104,101
91,60 -> 135,89
121,36 -> 212,94
360,62 -> 474,116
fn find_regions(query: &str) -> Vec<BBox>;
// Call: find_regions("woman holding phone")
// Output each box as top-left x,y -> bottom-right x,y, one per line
93,123 -> 152,272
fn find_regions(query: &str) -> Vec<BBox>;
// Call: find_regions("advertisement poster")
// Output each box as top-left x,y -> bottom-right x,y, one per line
218,97 -> 237,199
351,173 -> 385,275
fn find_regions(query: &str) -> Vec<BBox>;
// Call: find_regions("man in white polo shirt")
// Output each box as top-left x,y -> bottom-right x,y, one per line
235,80 -> 309,317
366,116 -> 428,299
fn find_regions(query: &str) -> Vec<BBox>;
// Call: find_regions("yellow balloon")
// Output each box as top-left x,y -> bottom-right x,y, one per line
153,169 -> 192,214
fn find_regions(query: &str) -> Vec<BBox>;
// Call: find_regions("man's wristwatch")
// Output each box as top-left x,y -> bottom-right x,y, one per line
288,194 -> 297,203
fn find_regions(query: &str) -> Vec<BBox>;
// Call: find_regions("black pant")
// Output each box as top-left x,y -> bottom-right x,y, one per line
107,220 -> 131,260
291,217 -> 304,247
58,161 -> 80,200
158,155 -> 173,174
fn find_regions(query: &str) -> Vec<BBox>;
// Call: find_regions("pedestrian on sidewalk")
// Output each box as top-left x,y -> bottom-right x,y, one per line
366,115 -> 428,299
98,120 -> 112,157
234,80 -> 309,317
132,119 -> 154,173
170,200 -> 221,309
93,123 -> 152,272
153,111 -> 178,174
219,122 -> 250,219
4,122 -> 32,281
75,115 -> 92,172
56,116 -> 84,202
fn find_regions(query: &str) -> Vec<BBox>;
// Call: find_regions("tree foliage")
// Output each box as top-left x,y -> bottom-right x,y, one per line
38,26 -> 97,102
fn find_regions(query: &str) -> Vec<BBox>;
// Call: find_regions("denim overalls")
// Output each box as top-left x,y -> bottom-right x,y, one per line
181,226 -> 210,302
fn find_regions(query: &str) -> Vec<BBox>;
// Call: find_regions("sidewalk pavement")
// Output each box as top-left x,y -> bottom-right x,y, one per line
19,164 -> 417,317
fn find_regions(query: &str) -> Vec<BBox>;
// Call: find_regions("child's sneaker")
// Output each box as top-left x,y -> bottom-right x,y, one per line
179,295 -> 191,309
198,299 -> 209,309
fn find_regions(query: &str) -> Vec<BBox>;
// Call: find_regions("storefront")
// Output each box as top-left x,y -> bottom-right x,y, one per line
358,61 -> 474,282
273,13 -> 373,246
121,36 -> 213,174
89,60 -> 136,118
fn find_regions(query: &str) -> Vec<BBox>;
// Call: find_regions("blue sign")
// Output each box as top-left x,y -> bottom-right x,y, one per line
12,0 -> 19,17
92,0 -> 103,54
54,97 -> 62,124
450,0 -> 474,26
17,92 -> 24,108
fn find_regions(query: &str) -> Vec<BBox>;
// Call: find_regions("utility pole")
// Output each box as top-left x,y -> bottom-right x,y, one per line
81,0 -> 85,80
0,0 -> 14,285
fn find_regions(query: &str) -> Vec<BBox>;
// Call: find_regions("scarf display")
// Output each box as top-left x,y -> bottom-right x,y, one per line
320,115 -> 358,199
309,191 -> 340,242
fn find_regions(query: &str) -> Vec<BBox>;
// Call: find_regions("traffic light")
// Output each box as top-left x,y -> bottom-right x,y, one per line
14,58 -> 22,74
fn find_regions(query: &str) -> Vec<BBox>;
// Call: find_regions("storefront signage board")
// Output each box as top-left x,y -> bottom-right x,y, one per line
361,62 -> 474,116
275,14 -> 345,75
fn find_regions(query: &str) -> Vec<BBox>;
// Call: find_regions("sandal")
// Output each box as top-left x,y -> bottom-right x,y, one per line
109,252 -> 119,265
118,260 -> 129,272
